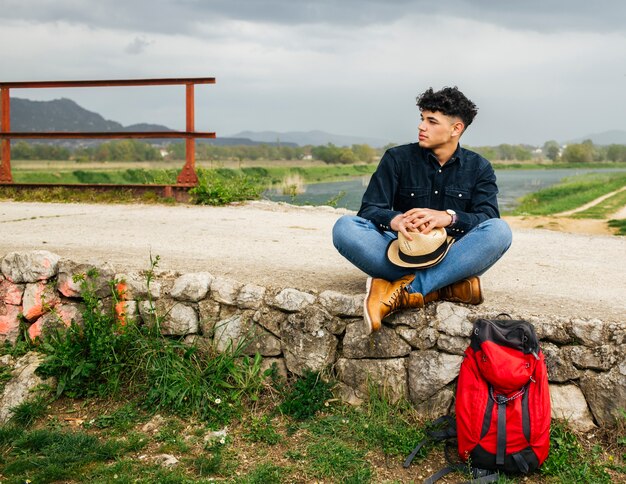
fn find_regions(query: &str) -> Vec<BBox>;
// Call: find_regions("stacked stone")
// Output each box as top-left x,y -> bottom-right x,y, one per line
1,250 -> 624,430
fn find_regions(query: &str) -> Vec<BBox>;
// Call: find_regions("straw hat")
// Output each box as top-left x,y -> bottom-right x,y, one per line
386,227 -> 454,269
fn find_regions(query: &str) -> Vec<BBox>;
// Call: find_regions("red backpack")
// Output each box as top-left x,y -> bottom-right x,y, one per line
456,317 -> 551,474
405,317 -> 551,482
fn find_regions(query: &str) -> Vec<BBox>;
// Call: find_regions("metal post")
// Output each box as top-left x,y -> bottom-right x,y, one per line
0,87 -> 12,183
176,83 -> 198,185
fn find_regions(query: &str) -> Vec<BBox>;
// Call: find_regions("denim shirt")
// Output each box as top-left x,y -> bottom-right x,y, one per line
357,143 -> 500,238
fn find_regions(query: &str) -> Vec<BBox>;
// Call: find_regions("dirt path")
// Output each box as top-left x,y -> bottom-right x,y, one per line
1,200 -> 625,323
555,186 -> 626,217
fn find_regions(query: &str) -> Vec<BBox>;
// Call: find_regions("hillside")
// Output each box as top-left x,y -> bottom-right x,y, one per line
568,129 -> 626,145
10,97 -> 126,132
8,97 -> 292,147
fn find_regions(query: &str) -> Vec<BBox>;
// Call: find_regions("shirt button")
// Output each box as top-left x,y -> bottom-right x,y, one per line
434,190 -> 439,194
458,194 -> 463,197
438,170 -> 442,173
411,193 -> 414,197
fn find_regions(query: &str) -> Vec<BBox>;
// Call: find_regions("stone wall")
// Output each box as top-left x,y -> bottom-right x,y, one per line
1,250 -> 624,430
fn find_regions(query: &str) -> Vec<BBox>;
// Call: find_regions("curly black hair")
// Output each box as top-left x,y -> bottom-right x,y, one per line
416,86 -> 478,128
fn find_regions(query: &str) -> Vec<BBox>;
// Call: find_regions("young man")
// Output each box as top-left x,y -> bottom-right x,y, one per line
332,86 -> 512,333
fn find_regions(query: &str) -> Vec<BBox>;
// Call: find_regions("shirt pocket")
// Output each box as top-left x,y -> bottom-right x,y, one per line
398,187 -> 429,208
444,187 -> 472,210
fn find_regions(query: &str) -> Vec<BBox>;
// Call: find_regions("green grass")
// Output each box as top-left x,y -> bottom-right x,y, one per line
233,462 -> 288,483
0,390 -> 623,483
8,163 -> 376,186
511,172 -> 626,215
493,161 -> 626,170
571,187 -> 626,219
608,219 -> 626,235
307,437 -> 372,483
7,395 -> 50,427
0,185 -> 176,204
0,427 -> 136,483
12,167 -> 179,185
540,421 -> 613,482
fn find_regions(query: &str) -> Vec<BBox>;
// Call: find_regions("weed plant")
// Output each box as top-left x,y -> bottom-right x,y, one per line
35,263 -> 269,426
243,415 -> 282,444
277,369 -> 334,420
37,270 -> 134,397
190,168 -> 263,205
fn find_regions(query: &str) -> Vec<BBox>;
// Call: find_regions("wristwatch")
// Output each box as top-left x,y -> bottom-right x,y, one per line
446,209 -> 457,227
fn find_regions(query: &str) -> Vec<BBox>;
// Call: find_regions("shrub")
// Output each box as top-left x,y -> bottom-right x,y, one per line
190,168 -> 262,205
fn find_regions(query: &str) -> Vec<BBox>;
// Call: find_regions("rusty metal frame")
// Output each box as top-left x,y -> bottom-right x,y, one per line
0,77 -> 216,185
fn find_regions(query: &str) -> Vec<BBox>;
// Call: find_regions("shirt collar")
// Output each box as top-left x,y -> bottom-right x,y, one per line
424,143 -> 465,168
451,144 -> 465,167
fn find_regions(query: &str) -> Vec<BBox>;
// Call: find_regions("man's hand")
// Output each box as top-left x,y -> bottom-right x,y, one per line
391,208 -> 451,239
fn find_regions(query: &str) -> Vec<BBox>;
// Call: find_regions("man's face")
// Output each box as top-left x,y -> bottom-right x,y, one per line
418,110 -> 463,149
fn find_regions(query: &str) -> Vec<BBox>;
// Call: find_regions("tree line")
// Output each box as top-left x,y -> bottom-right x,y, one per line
9,139 -> 626,164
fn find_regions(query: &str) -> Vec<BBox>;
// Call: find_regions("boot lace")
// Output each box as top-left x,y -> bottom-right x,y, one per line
385,282 -> 412,313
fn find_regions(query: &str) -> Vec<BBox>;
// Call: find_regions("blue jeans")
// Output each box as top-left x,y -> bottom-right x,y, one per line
332,215 -> 512,295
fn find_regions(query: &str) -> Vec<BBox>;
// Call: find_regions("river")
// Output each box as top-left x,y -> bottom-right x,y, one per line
263,168 -> 626,212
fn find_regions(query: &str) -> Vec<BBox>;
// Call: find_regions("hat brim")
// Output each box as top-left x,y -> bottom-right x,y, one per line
386,236 -> 455,269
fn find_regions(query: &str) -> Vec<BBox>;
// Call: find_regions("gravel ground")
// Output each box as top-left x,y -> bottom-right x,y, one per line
1,200 -> 625,323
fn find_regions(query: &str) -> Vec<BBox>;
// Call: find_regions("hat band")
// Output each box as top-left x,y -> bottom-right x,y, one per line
397,239 -> 449,265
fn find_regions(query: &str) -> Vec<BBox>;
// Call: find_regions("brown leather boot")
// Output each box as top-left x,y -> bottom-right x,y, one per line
424,276 -> 484,305
364,275 -> 424,334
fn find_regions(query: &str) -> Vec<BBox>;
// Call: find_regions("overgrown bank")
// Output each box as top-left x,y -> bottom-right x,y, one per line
1,251 -> 625,483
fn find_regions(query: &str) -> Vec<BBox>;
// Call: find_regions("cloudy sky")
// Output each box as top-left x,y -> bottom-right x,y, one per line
1,0 -> 625,146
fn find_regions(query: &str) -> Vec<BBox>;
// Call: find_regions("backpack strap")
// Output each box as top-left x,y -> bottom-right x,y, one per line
496,396 -> 507,466
424,465 -> 500,484
423,465 -> 459,484
403,416 -> 456,468
464,471 -> 501,483
403,437 -> 432,468
490,384 -> 528,467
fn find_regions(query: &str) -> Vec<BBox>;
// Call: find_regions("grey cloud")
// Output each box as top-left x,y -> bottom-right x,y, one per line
125,36 -> 153,55
2,0 -> 626,34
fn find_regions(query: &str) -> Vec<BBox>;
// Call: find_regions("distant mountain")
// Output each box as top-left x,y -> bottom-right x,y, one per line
8,98 -> 292,147
200,137 -> 297,147
122,122 -> 174,133
229,130 -> 392,148
9,98 -> 177,145
567,130 -> 626,145
11,97 -> 124,132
